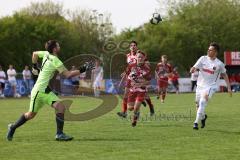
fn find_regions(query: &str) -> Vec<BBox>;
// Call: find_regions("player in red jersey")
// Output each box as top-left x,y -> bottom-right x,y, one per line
155,55 -> 173,103
117,41 -> 154,118
168,67 -> 179,94
126,50 -> 151,127
117,41 -> 138,118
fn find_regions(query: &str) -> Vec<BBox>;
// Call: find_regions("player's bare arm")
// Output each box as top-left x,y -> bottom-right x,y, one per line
221,73 -> 232,97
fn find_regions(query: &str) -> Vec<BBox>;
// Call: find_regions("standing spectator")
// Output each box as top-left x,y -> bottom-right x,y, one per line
7,64 -> 21,98
91,60 -> 103,97
22,65 -> 32,96
0,65 -> 6,98
191,70 -> 199,92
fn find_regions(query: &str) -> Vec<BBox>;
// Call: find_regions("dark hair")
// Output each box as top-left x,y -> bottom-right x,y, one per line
45,40 -> 58,53
130,40 -> 137,46
210,42 -> 220,53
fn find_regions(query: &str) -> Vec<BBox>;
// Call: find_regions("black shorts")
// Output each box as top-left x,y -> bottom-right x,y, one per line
172,80 -> 179,86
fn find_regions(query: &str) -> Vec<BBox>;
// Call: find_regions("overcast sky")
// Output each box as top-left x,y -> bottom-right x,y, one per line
0,0 -> 163,33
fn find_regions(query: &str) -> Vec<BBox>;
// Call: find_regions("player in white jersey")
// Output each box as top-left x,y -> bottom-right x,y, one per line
91,60 -> 103,97
7,64 -> 21,98
0,65 -> 6,97
190,42 -> 232,130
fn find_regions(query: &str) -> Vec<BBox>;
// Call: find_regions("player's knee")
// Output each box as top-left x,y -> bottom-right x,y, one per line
200,97 -> 207,104
127,104 -> 134,111
53,102 -> 66,113
24,112 -> 36,120
203,94 -> 209,101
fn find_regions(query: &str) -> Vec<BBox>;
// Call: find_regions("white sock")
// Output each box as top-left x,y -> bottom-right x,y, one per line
194,98 -> 207,123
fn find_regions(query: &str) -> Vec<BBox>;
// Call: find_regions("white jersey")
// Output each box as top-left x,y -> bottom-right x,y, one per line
0,71 -> 6,83
191,71 -> 199,81
127,53 -> 137,65
7,69 -> 17,81
193,56 -> 226,87
22,69 -> 31,80
92,66 -> 103,82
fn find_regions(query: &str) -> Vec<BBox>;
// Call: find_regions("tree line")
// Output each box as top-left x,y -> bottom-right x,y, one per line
114,0 -> 240,74
0,0 -> 240,76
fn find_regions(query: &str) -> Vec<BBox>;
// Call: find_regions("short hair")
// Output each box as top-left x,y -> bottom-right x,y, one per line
161,55 -> 167,59
45,40 -> 58,53
130,40 -> 137,46
210,42 -> 220,53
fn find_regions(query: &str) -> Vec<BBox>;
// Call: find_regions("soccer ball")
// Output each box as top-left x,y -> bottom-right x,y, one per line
150,13 -> 162,25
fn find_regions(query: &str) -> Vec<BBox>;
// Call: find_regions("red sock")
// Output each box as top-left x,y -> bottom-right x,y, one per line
122,98 -> 128,113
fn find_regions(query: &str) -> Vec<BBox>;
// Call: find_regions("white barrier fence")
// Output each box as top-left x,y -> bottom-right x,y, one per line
169,78 -> 227,93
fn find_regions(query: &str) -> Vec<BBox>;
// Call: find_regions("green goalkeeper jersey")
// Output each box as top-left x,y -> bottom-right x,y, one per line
33,51 -> 66,92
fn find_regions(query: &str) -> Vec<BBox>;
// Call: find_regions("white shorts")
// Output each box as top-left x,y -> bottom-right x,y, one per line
195,85 -> 218,102
9,80 -> 17,86
93,80 -> 101,88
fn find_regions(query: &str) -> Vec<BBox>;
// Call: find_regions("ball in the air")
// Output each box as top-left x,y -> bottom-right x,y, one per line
150,13 -> 162,25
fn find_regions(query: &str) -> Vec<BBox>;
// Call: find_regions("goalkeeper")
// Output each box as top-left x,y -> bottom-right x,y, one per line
7,40 -> 94,141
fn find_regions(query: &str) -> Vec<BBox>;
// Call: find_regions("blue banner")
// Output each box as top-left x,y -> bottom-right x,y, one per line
3,79 -> 34,96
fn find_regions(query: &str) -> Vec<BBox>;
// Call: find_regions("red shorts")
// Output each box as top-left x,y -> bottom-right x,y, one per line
127,91 -> 146,103
158,78 -> 168,88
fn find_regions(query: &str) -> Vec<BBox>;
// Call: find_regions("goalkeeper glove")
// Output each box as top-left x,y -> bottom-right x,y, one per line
79,61 -> 95,73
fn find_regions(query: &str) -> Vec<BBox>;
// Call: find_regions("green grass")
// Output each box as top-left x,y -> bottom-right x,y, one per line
0,93 -> 240,160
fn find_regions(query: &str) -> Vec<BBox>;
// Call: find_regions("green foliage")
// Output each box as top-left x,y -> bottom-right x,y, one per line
115,0 -> 240,74
0,0 -> 111,72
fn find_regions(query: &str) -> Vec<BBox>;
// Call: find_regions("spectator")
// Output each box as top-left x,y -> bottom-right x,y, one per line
70,66 -> 80,95
7,64 -> 21,98
22,65 -> 32,96
0,65 -> 6,98
191,70 -> 199,92
91,60 -> 103,97
229,73 -> 240,92
235,73 -> 240,83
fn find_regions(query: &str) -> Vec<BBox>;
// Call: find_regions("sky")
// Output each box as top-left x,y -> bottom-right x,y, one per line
0,0 -> 163,33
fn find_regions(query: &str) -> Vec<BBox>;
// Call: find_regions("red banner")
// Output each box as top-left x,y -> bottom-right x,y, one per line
224,51 -> 240,65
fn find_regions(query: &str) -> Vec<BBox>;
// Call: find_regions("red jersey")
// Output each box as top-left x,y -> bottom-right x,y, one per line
126,51 -> 137,65
169,70 -> 179,81
126,63 -> 151,92
155,62 -> 173,79
126,51 -> 148,66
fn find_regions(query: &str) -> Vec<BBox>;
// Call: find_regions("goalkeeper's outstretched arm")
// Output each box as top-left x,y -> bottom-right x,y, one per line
62,61 -> 95,79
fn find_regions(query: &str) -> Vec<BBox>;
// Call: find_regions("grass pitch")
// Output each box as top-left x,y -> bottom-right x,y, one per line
0,93 -> 240,160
